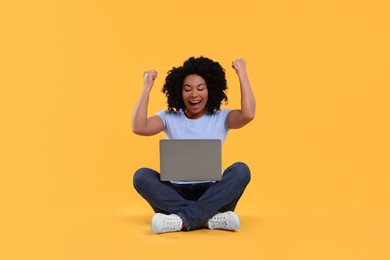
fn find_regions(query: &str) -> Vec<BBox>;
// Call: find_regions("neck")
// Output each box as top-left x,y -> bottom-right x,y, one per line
184,109 -> 206,119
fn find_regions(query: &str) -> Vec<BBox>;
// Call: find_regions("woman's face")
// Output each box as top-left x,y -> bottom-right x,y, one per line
182,74 -> 208,119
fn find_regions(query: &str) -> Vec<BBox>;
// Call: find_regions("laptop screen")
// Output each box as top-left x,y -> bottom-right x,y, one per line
159,139 -> 222,182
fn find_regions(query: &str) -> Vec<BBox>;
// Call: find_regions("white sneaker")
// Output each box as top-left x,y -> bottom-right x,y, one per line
151,213 -> 183,234
208,211 -> 240,231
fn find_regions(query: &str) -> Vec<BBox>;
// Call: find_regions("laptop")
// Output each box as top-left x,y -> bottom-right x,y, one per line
159,139 -> 222,181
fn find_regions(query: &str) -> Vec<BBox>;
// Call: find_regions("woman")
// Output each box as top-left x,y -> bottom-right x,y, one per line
132,56 -> 255,233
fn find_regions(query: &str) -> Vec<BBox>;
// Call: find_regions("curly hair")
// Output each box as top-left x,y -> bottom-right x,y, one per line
162,56 -> 228,114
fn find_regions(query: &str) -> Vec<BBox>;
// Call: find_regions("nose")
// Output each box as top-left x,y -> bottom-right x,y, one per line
190,89 -> 198,97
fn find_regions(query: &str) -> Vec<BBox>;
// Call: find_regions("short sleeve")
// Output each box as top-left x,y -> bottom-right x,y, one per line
221,109 -> 232,129
156,110 -> 167,129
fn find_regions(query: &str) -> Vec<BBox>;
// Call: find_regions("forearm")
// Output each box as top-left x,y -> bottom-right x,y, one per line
238,72 -> 256,120
132,86 -> 152,133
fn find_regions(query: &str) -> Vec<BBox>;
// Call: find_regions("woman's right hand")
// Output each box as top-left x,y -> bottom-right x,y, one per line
133,69 -> 164,136
143,70 -> 158,89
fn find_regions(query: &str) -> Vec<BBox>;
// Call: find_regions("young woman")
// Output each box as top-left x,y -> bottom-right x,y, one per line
132,56 -> 255,233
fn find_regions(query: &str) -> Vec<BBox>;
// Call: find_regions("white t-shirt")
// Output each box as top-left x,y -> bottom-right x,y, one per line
156,109 -> 232,144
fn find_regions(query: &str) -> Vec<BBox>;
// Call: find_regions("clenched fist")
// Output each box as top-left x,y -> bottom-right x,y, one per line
143,70 -> 158,89
232,59 -> 247,75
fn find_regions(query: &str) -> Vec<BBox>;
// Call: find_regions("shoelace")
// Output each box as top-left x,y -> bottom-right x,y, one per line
161,217 -> 182,231
210,217 -> 229,228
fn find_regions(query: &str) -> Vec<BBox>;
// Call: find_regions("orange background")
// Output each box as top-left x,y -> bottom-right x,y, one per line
1,0 -> 389,259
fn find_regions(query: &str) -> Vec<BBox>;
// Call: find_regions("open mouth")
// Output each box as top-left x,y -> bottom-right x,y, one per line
189,100 -> 201,105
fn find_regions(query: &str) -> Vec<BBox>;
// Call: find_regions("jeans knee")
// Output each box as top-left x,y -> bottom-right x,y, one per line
232,162 -> 251,184
133,168 -> 151,190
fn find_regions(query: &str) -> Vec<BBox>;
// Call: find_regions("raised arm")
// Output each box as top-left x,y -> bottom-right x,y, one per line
226,58 -> 256,129
132,70 -> 164,136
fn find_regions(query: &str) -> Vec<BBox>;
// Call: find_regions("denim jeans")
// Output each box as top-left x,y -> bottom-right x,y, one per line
133,162 -> 251,230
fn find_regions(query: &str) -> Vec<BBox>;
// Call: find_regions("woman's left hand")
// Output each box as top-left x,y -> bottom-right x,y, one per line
232,58 -> 247,75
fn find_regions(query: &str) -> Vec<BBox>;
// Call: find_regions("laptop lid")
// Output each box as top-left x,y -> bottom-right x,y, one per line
159,139 -> 222,181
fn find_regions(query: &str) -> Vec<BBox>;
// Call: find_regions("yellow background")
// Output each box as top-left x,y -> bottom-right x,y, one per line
1,0 -> 389,259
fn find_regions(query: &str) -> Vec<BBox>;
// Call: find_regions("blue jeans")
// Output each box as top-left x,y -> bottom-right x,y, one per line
133,162 -> 251,230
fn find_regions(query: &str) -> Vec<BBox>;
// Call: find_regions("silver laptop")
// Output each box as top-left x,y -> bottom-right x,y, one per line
159,139 -> 222,181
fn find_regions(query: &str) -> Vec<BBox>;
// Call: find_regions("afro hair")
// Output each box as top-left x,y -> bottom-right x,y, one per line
162,56 -> 228,114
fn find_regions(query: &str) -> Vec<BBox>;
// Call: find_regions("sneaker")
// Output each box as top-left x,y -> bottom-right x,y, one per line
208,211 -> 240,231
151,213 -> 183,234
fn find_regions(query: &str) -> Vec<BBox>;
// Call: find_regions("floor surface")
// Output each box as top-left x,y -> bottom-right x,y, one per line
2,198 -> 388,260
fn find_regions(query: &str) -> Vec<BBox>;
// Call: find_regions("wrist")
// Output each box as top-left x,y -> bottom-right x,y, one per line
143,84 -> 153,91
237,71 -> 248,78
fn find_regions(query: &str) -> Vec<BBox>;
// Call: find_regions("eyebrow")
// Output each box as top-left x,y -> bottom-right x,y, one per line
183,83 -> 206,87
